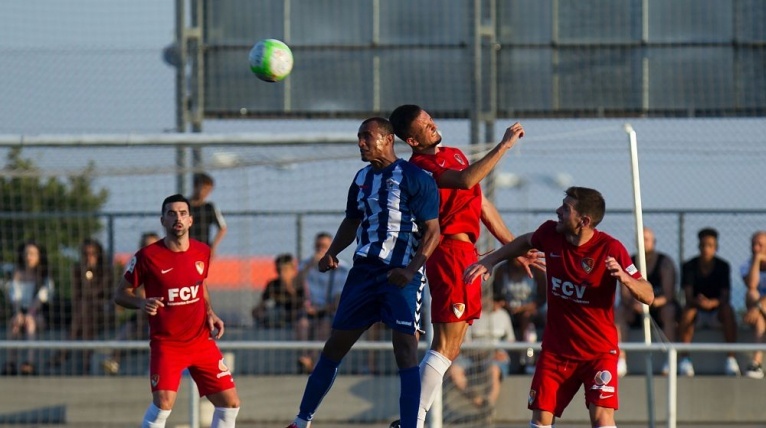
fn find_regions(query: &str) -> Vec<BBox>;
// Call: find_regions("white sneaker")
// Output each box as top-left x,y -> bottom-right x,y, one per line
617,357 -> 628,377
678,357 -> 695,377
725,356 -> 741,376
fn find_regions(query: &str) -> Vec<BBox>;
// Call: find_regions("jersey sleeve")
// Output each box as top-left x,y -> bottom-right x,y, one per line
344,178 -> 363,219
122,251 -> 143,289
610,240 -> 643,280
406,167 -> 439,222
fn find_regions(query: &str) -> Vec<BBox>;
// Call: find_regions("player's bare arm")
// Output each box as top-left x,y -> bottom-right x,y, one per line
464,232 -> 535,284
113,277 -> 164,315
437,123 -> 525,190
318,217 -> 360,272
480,195 -> 545,275
387,218 -> 441,287
203,281 -> 225,339
606,256 -> 654,305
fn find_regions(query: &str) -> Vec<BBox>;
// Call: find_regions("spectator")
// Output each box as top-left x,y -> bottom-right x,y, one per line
616,227 -> 680,376
189,172 -> 227,257
102,231 -> 160,375
252,253 -> 304,328
677,227 -> 739,376
2,240 -> 53,375
295,232 -> 349,374
446,294 -> 514,410
493,257 -> 546,374
51,238 -> 114,374
741,230 -> 766,379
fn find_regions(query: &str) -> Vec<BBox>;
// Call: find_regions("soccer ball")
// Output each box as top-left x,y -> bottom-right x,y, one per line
249,39 -> 294,82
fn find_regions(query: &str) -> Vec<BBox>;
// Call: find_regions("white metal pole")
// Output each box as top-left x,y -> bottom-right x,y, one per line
625,123 -> 655,427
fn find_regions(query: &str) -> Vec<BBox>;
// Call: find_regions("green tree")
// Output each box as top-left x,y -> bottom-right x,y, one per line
0,147 -> 109,325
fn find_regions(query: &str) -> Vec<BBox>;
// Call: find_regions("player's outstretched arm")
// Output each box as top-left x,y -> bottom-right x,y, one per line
464,233 -> 535,284
438,122 -> 524,190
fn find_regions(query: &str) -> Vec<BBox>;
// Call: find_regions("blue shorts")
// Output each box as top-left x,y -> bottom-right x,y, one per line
332,258 -> 425,335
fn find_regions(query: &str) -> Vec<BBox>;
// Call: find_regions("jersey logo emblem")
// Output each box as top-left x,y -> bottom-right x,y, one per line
581,257 -> 595,273
161,268 -> 173,274
437,159 -> 446,167
151,374 -> 159,387
454,153 -> 465,166
528,389 -> 537,406
196,261 -> 205,275
594,370 -> 612,385
452,303 -> 465,318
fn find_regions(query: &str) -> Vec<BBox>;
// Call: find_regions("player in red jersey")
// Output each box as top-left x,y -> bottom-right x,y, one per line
389,105 -> 543,428
465,186 -> 654,428
114,194 -> 240,428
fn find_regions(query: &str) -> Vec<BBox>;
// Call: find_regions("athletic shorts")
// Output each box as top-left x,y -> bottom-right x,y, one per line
426,238 -> 481,324
149,338 -> 235,397
332,257 -> 425,335
527,349 -> 619,417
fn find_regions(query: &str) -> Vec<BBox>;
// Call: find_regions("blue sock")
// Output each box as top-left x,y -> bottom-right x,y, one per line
398,366 -> 421,428
297,354 -> 341,421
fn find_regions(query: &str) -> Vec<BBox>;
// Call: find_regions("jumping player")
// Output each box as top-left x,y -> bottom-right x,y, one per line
285,117 -> 441,428
114,193 -> 240,428
465,186 -> 654,427
389,104 -> 542,428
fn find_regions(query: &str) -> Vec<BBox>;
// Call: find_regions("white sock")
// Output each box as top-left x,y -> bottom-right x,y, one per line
211,407 -> 240,428
417,350 -> 452,428
142,403 -> 171,428
292,418 -> 310,428
530,423 -> 553,428
596,426 -> 616,428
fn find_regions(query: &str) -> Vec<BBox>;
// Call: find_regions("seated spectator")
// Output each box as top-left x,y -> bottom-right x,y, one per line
446,294 -> 514,410
493,257 -> 546,374
616,227 -> 680,376
51,238 -> 114,374
252,253 -> 304,328
102,231 -> 160,375
677,227 -> 739,376
741,230 -> 766,379
295,232 -> 349,374
3,240 -> 54,376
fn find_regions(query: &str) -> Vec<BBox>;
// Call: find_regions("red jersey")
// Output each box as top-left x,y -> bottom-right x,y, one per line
410,146 -> 482,243
531,220 -> 641,359
124,239 -> 211,345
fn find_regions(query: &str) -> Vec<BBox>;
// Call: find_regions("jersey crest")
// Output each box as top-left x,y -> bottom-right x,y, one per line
452,303 -> 465,318
581,257 -> 595,273
195,261 -> 205,275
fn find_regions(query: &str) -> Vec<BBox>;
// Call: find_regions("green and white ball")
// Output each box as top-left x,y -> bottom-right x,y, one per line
249,39 -> 294,82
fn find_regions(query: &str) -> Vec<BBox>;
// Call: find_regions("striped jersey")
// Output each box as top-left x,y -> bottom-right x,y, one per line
345,158 -> 439,268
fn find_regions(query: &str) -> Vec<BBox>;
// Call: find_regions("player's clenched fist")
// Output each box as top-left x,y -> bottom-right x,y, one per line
499,122 -> 525,150
143,297 -> 164,316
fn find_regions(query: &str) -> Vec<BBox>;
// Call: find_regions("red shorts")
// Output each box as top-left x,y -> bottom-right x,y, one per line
527,349 -> 619,417
426,238 -> 481,324
149,338 -> 235,397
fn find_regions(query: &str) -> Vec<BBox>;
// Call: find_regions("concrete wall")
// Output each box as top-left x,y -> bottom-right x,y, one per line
0,375 -> 763,426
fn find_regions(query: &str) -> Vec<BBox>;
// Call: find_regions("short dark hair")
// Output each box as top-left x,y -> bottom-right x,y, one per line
360,117 -> 394,136
193,172 -> 214,188
274,253 -> 294,267
161,194 -> 191,215
698,227 -> 718,241
388,104 -> 423,141
565,186 -> 606,227
315,231 -> 332,241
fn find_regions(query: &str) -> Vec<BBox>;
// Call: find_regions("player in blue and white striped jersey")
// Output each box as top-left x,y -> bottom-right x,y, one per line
286,117 -> 441,428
